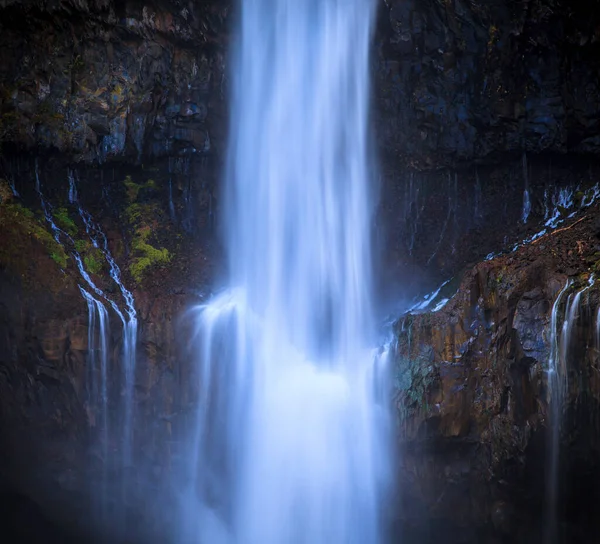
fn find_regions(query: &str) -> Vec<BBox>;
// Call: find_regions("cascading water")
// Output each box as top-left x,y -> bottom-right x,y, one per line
522,152 -> 531,224
183,0 -> 389,542
36,163 -> 139,534
545,276 -> 594,544
69,170 -> 138,469
67,171 -> 138,533
79,286 -> 110,523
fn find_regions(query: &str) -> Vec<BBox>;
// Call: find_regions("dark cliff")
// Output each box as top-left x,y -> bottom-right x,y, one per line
377,0 -> 600,168
1,0 -> 600,543
392,202 -> 600,543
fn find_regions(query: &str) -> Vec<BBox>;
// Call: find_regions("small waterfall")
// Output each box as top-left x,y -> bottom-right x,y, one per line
37,162 -> 139,534
68,170 -> 138,507
182,0 -> 388,542
486,182 -> 600,261
474,167 -> 483,225
522,153 -> 531,224
79,286 -> 110,524
68,173 -> 78,203
596,306 -> 600,351
546,280 -> 571,544
546,276 -> 594,544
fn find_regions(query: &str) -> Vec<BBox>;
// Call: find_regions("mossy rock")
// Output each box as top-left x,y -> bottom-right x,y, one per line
123,175 -> 158,202
0,179 -> 14,203
129,226 -> 171,283
52,207 -> 77,236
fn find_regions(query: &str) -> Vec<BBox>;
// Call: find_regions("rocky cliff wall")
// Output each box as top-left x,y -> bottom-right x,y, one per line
377,0 -> 600,168
1,0 -> 600,542
392,200 -> 600,543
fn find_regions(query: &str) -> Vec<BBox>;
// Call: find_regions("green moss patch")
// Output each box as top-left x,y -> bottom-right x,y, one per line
52,207 -> 77,236
0,201 -> 68,269
123,175 -> 157,202
129,225 -> 171,283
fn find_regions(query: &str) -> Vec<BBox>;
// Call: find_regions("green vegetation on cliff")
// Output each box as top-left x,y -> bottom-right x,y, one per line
0,193 -> 68,269
129,225 -> 171,283
122,175 -> 171,284
52,207 -> 77,236
73,238 -> 105,275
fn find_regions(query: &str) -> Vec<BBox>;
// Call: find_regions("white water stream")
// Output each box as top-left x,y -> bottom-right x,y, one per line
182,0 -> 389,542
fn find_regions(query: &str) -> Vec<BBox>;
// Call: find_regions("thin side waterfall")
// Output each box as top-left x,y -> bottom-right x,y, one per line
546,277 -> 594,543
183,0 -> 389,543
596,306 -> 600,350
37,163 -> 139,533
79,287 -> 110,523
546,280 -> 571,544
522,152 -> 531,224
68,170 -> 138,519
70,172 -> 138,460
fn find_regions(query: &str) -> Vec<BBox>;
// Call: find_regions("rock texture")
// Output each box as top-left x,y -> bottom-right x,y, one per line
0,0 -> 228,163
392,201 -> 600,543
1,0 -> 600,542
376,0 -> 600,169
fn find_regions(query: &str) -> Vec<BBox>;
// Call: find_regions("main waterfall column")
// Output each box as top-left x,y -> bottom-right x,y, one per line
184,1 -> 390,543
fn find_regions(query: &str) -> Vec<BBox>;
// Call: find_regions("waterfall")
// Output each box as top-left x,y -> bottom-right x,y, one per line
183,0 -> 388,542
522,152 -> 531,224
68,170 -> 138,523
36,162 -> 139,534
546,280 -> 571,544
546,276 -> 594,544
79,287 -> 110,524
70,171 -> 138,464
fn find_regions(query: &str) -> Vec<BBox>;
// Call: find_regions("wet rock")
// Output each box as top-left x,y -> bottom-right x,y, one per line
376,0 -> 600,169
0,0 -> 228,163
392,202 -> 600,541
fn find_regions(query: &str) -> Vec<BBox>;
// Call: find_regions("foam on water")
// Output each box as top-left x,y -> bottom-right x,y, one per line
183,0 -> 388,542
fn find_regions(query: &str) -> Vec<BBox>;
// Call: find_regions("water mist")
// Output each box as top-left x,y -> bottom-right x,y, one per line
182,0 -> 390,542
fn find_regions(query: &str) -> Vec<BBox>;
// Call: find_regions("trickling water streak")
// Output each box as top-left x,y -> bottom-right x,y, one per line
596,307 -> 600,351
68,173 -> 78,203
79,287 -> 110,523
546,280 -> 571,544
545,276 -> 593,544
169,178 -> 176,221
404,171 -> 422,256
474,168 -> 482,225
69,170 -> 138,472
522,152 -> 531,224
184,0 -> 387,542
426,172 -> 453,265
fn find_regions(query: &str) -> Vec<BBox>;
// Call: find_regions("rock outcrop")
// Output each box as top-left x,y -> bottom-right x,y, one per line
377,0 -> 600,169
0,0 -> 228,163
392,200 -> 600,543
1,0 -> 600,542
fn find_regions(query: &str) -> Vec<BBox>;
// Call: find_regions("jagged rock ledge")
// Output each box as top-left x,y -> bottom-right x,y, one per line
390,202 -> 600,543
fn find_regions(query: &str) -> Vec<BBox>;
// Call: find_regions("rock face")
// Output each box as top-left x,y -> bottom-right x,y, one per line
0,0 -> 228,163
0,154 -> 218,540
391,202 -> 600,543
376,0 -> 600,169
1,0 -> 600,542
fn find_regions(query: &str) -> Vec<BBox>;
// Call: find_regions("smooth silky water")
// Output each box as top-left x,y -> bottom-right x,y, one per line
181,0 -> 390,542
